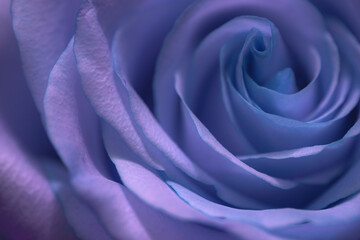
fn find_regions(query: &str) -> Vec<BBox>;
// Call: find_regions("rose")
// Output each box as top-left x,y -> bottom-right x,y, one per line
1,0 -> 360,239
2,0 -> 360,239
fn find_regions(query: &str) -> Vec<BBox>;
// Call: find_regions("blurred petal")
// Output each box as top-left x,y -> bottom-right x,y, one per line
310,0 -> 360,40
42,162 -> 112,240
0,119 -> 77,240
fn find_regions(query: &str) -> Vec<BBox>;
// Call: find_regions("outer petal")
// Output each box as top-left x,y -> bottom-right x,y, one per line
11,0 -> 81,111
1,1 -> 76,239
44,167 -> 112,240
0,0 -> 55,157
0,119 -> 77,240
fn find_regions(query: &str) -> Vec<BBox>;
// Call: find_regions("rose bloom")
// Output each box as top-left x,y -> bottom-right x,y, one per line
1,0 -> 360,239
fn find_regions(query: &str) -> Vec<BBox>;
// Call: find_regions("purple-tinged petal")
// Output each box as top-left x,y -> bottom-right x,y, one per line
43,38 -> 112,178
43,36 -> 151,240
42,162 -> 112,240
115,159 -> 284,240
11,0 -> 81,111
0,0 -> 55,157
0,119 -> 77,240
74,1 -> 164,171
169,181 -> 360,240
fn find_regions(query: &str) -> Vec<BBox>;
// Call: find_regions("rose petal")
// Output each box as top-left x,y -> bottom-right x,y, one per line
42,162 -> 112,240
11,0 -> 81,111
0,119 -> 77,240
43,38 -> 113,178
0,0 -> 54,157
42,29 -> 151,240
169,181 -> 360,239
115,159 -> 283,240
311,0 -> 360,40
111,0 -> 194,109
